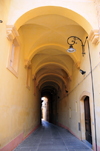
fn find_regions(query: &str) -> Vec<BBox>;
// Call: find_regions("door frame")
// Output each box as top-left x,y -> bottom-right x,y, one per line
80,91 -> 95,149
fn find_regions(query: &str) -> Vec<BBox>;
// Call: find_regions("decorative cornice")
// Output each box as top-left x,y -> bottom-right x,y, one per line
6,25 -> 19,41
24,60 -> 31,68
88,29 -> 99,45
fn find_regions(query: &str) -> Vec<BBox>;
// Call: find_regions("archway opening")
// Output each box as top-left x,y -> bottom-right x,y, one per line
41,85 -> 58,124
41,96 -> 48,121
80,93 -> 93,149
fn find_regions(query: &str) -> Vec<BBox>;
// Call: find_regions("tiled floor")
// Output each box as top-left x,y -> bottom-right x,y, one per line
13,120 -> 93,151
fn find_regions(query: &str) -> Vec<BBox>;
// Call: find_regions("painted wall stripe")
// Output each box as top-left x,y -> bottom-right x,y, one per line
0,124 -> 40,151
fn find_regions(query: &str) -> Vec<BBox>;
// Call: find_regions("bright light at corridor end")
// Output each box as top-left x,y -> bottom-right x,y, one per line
41,97 -> 48,101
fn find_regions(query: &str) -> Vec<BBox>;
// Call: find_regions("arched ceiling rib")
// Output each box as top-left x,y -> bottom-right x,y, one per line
28,45 -> 80,65
40,81 -> 60,92
21,18 -> 86,64
36,73 -> 67,87
39,80 -> 62,90
41,85 -> 57,97
32,62 -> 72,80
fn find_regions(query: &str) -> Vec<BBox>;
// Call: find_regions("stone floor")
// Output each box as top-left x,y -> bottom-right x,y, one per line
13,120 -> 93,151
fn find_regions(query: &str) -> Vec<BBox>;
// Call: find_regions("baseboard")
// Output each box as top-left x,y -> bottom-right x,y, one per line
24,124 -> 40,140
58,122 -> 81,140
0,133 -> 23,151
0,124 -> 40,151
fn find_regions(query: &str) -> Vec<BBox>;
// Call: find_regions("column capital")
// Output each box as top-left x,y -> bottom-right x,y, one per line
6,25 -> 19,41
24,60 -> 31,68
88,29 -> 99,45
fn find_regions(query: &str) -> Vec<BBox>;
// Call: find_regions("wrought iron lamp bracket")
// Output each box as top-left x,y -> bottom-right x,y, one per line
67,36 -> 87,56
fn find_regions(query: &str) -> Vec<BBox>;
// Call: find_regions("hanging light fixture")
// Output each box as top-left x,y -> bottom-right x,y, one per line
67,36 -> 86,56
67,45 -> 76,53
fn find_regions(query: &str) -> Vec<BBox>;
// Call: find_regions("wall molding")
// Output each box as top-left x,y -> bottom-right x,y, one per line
6,25 -> 19,41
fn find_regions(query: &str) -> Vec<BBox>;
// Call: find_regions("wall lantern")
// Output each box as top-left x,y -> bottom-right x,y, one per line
67,36 -> 86,56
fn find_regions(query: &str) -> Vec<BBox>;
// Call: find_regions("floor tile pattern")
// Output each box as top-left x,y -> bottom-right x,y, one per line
13,120 -> 93,151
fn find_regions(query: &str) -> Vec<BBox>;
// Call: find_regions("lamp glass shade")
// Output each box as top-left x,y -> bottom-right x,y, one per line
67,45 -> 76,53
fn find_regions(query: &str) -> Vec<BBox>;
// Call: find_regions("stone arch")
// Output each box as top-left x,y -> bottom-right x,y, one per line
36,73 -> 67,87
33,62 -> 72,80
80,91 -> 91,100
12,6 -> 94,34
39,80 -> 62,90
28,44 -> 79,66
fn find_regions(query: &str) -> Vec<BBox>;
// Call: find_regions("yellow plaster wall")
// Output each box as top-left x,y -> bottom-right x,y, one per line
57,38 -> 100,148
94,0 -> 100,30
0,2 -> 41,148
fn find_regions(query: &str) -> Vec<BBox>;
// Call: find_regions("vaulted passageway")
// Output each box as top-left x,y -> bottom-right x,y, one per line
19,9 -> 95,149
1,2 -> 100,151
13,8 -> 94,150
41,86 -> 58,124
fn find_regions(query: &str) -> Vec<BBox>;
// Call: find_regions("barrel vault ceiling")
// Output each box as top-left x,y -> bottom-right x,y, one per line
19,14 -> 87,92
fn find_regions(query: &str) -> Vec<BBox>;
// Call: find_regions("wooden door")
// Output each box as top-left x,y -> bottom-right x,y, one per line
84,96 -> 92,144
